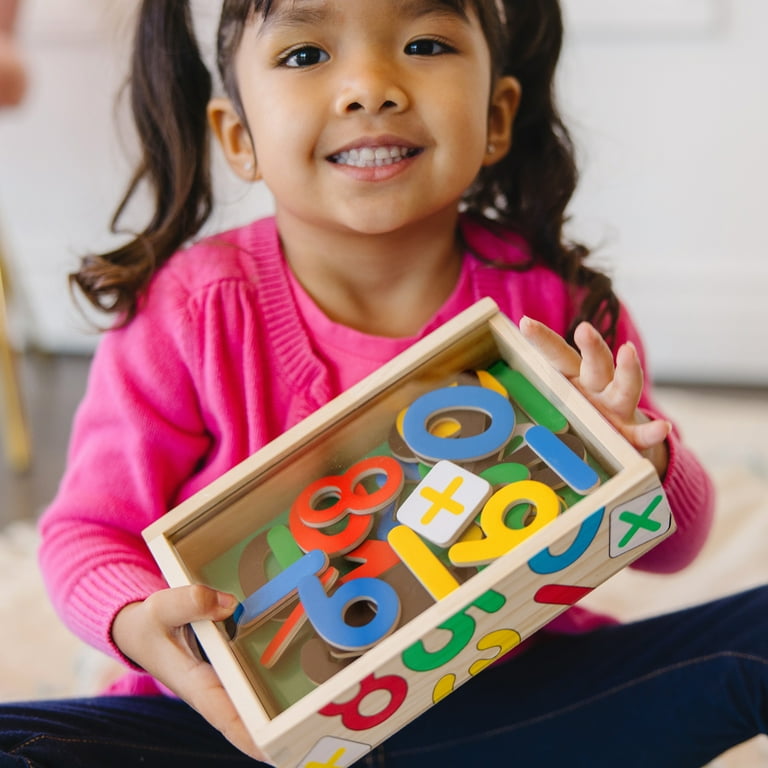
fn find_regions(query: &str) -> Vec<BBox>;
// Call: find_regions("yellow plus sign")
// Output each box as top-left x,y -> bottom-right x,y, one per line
419,476 -> 465,525
306,747 -> 346,768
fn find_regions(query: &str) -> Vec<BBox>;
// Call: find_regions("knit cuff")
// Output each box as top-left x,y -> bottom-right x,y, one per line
632,407 -> 715,573
67,562 -> 168,670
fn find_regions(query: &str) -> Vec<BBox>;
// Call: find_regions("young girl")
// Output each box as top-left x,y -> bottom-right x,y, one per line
2,1 -> 765,766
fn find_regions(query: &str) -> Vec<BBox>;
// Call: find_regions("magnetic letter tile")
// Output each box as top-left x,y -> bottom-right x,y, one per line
298,736 -> 371,768
396,460 -> 492,548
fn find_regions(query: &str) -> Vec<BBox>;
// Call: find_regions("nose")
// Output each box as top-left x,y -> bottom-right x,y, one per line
334,59 -> 409,116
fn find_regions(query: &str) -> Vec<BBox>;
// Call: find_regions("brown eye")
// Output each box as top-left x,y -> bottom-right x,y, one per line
283,46 -> 330,68
404,38 -> 452,56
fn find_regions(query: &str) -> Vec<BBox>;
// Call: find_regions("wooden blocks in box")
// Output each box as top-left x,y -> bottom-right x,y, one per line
143,298 -> 674,768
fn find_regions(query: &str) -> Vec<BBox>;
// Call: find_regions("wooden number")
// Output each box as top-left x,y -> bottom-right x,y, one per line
266,524 -> 304,569
401,386 -> 515,463
449,480 -> 560,566
401,590 -> 505,672
300,637 -> 352,686
298,574 -> 401,653
259,567 -> 339,668
488,361 -> 569,434
234,549 -> 328,628
387,525 -> 460,600
478,461 -> 529,490
339,539 -> 401,583
289,458 -> 403,557
525,425 -> 600,494
289,504 -> 373,559
265,540 -> 414,668
292,457 -> 404,529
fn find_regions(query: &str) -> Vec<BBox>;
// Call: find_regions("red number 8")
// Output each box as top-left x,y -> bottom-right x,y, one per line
319,672 -> 408,731
292,456 -> 404,529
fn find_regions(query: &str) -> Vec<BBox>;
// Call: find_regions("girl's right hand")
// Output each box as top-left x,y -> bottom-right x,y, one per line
112,585 -> 271,764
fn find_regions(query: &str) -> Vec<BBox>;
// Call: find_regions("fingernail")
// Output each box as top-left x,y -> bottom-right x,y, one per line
217,592 -> 238,610
619,341 -> 637,360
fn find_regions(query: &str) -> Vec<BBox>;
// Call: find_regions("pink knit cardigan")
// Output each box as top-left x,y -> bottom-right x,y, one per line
39,216 -> 714,695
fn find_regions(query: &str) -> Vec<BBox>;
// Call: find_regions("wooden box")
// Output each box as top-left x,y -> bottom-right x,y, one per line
143,298 -> 674,767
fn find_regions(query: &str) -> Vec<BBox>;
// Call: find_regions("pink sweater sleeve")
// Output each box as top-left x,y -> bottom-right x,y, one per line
38,278 -> 211,664
612,307 -> 715,573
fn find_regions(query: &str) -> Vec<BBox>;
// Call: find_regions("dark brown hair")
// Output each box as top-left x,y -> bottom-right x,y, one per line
71,0 -> 618,342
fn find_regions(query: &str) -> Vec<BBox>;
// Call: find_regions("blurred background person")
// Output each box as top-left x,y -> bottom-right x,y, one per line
0,0 -> 25,107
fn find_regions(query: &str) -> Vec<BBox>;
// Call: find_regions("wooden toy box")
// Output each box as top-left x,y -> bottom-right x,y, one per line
143,298 -> 674,768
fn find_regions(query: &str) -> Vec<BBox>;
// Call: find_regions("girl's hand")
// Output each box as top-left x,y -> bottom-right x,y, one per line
519,316 -> 670,478
112,585 -> 271,764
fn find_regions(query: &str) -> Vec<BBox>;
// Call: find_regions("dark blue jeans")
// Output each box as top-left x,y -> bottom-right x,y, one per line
1,587 -> 766,767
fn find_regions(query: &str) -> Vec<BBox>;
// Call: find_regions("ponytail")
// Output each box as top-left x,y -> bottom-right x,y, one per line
71,0 -> 213,324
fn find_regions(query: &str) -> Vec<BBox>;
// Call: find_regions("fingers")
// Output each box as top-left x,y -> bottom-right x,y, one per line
602,340 -> 644,418
520,317 -> 670,474
115,586 -> 237,678
628,418 -> 672,452
112,588 -> 269,762
519,316 -> 582,377
177,662 -> 267,761
572,322 -> 615,393
521,318 -> 617,394
623,417 -> 671,478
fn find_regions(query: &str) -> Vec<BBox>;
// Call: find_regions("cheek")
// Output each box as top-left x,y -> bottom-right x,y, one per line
443,99 -> 492,171
249,117 -> 310,179
439,72 -> 492,145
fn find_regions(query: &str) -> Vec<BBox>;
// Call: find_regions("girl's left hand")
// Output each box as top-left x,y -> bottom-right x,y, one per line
519,317 -> 670,478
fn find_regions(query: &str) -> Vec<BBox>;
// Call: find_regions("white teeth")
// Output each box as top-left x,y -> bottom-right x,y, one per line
332,145 -> 415,167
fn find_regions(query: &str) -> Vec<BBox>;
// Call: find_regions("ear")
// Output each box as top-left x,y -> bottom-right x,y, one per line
207,97 -> 260,181
483,76 -> 521,167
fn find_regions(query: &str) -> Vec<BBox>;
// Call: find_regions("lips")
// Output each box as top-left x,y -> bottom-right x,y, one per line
329,145 -> 423,168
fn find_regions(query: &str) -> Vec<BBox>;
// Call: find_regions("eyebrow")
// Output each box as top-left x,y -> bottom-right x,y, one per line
258,0 -> 469,36
393,0 -> 470,22
258,2 -> 327,34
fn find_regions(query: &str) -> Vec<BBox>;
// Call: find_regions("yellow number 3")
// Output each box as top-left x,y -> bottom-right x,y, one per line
432,628 -> 522,703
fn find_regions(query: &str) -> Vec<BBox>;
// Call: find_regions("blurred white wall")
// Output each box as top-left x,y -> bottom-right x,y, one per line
0,0 -> 765,384
559,0 -> 768,384
0,0 -> 137,349
0,0 -> 269,350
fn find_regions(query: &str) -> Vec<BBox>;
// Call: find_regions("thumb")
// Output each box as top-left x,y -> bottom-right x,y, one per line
147,585 -> 239,629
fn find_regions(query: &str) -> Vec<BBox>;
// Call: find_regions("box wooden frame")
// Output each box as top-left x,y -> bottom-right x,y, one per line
143,298 -> 674,767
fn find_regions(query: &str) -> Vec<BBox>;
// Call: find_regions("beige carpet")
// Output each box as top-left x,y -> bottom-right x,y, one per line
583,387 -> 768,767
1,386 -> 766,765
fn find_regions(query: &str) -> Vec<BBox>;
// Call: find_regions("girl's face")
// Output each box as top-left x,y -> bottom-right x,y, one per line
210,0 -> 519,240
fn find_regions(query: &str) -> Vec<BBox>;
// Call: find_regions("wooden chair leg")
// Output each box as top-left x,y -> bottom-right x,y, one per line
0,245 -> 31,472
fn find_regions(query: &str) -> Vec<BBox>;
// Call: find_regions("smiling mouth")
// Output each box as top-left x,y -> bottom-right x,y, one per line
328,145 -> 422,168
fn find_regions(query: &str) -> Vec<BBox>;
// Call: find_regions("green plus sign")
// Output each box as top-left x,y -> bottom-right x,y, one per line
618,495 -> 663,548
